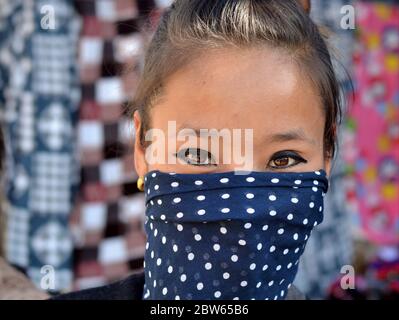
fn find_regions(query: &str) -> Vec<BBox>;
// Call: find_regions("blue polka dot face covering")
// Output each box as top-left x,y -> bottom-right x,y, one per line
142,169 -> 329,300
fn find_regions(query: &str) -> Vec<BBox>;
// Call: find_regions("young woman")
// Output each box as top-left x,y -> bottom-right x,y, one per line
56,0 -> 340,300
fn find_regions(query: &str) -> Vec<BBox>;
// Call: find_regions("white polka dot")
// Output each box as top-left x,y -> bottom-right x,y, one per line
213,244 -> 220,251
180,274 -> 187,282
171,182 -> 179,187
283,249 -> 289,255
277,228 -> 284,235
221,193 -> 230,199
262,264 -> 268,271
195,180 -> 203,185
269,195 -> 277,201
223,272 -> 230,279
221,208 -> 230,213
188,253 -> 195,260
177,224 -> 183,231
145,242 -> 149,250
269,245 -> 276,252
313,180 -> 319,185
176,212 -> 184,219
287,213 -> 293,220
250,263 -> 256,270
271,178 -> 279,183
162,287 -> 168,295
197,282 -> 204,290
305,234 -> 308,240
154,229 -> 158,237
247,208 -> 255,214
238,239 -> 246,246
220,227 -> 227,234
175,295 -> 180,300
154,185 -> 159,190
197,195 -> 205,201
220,178 -> 229,183
294,248 -> 300,253
314,221 -> 318,226
151,173 -> 157,177
291,197 -> 299,204
168,266 -> 173,273
157,199 -> 162,205
240,281 -> 248,287
231,254 -> 238,262
312,187 -> 318,192
150,200 -> 154,206
269,210 -> 277,216
315,170 -> 321,175
173,244 -> 178,252
214,291 -> 221,298
160,215 -> 166,220
246,193 -> 254,199
268,280 -> 274,287
246,177 -> 255,182
303,218 -> 309,225
262,224 -> 269,231
169,172 -> 176,175
256,282 -> 262,288
276,265 -> 282,271
293,233 -> 299,240
319,206 -> 323,212
150,251 -> 154,258
162,236 -> 167,244
197,209 -> 206,215
205,263 -> 212,270
281,290 -> 285,297
287,262 -> 293,269
294,180 -> 302,185
173,197 -> 181,204
194,234 -> 202,241
244,222 -> 252,229
156,258 -> 162,266
309,202 -> 315,208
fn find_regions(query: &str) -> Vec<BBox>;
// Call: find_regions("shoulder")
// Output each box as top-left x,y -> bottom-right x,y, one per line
52,273 -> 145,300
0,257 -> 48,300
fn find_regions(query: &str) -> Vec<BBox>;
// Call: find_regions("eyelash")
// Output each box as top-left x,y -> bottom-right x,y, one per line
175,148 -> 217,166
175,148 -> 307,169
267,151 -> 307,170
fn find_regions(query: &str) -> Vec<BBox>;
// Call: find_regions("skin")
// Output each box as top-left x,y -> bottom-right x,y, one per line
134,46 -> 331,178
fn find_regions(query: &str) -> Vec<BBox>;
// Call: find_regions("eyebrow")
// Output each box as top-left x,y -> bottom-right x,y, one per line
176,125 -> 226,138
266,129 -> 317,145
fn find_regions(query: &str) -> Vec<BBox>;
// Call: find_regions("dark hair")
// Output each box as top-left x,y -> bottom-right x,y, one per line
131,0 -> 341,159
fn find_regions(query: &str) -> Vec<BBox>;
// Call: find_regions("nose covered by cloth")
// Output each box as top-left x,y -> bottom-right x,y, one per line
142,169 -> 329,300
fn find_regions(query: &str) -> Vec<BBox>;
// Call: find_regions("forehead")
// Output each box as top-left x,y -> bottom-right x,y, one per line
152,47 -> 323,140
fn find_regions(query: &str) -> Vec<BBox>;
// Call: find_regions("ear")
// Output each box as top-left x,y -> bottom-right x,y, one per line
133,111 -> 148,178
298,0 -> 311,14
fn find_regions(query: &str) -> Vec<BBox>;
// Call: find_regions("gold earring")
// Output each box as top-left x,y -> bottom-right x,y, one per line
137,177 -> 145,191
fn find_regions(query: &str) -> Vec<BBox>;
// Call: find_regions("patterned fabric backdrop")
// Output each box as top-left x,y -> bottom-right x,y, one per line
70,0 -> 169,291
343,1 -> 399,244
0,0 -> 80,291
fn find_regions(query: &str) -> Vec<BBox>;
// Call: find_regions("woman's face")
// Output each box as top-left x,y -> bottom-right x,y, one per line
134,47 -> 331,177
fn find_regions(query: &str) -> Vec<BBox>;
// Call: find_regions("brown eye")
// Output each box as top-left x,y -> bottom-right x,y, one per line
176,148 -> 217,166
272,157 -> 290,167
268,151 -> 307,170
